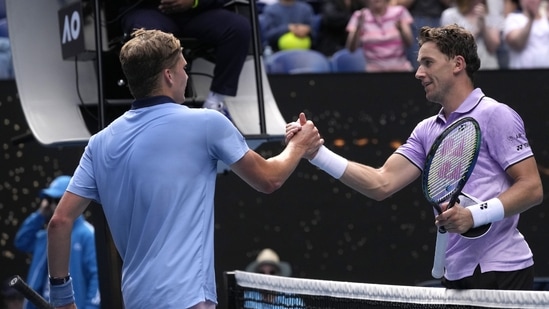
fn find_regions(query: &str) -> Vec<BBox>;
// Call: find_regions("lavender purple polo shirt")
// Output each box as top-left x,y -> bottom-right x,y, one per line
396,88 -> 534,280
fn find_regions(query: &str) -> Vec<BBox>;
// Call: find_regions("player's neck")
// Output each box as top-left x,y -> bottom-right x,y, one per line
441,86 -> 475,118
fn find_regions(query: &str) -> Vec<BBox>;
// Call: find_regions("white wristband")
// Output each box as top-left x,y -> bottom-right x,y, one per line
309,145 -> 348,179
467,198 -> 505,228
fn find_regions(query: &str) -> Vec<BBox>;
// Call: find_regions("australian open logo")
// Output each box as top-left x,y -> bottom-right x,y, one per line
58,2 -> 85,59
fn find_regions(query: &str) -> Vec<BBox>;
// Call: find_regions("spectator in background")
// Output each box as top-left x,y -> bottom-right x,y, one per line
245,248 -> 293,276
260,0 -> 316,52
14,176 -> 100,309
393,0 -> 452,69
346,0 -> 414,72
503,0 -> 549,69
440,0 -> 501,70
492,0 -> 519,69
315,0 -> 365,57
243,248 -> 304,309
505,0 -> 521,15
0,0 -> 14,80
0,37 -> 13,79
120,0 -> 251,118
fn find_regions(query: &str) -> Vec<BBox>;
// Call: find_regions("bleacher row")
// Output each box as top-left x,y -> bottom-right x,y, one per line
0,0 -> 13,79
265,48 -> 366,74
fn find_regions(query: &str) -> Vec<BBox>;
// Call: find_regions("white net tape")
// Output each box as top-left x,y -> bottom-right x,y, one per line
234,271 -> 549,308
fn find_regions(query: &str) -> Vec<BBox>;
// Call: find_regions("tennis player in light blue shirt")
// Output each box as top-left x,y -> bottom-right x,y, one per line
46,29 -> 323,309
287,24 -> 542,290
69,99 -> 244,308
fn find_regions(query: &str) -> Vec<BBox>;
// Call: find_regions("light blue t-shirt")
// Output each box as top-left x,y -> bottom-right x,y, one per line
68,96 -> 249,308
396,88 -> 534,280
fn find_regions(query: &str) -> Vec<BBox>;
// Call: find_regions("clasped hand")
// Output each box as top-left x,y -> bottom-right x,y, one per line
285,113 -> 323,159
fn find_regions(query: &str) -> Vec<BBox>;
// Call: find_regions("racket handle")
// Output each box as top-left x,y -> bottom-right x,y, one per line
9,275 -> 55,309
431,230 -> 449,279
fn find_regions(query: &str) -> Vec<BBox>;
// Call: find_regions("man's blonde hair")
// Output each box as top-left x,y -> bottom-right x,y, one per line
119,29 -> 182,99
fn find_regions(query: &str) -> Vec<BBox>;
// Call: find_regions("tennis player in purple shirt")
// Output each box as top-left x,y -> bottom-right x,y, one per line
286,24 -> 543,290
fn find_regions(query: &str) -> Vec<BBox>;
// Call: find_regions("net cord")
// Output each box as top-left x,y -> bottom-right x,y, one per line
232,271 -> 549,308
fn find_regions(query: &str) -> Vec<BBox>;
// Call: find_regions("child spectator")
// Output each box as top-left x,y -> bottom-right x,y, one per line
260,0 -> 317,52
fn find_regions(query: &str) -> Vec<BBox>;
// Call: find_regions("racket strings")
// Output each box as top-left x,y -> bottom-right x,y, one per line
426,124 -> 479,203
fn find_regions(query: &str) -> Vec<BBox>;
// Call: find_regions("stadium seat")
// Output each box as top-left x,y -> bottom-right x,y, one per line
330,48 -> 366,73
0,0 -> 5,19
0,19 -> 8,38
266,49 -> 331,74
0,0 -> 7,38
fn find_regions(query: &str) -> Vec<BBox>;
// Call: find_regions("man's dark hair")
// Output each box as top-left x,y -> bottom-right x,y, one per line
418,24 -> 481,80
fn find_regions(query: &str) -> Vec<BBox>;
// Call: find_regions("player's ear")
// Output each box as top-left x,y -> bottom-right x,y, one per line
453,55 -> 466,73
163,68 -> 174,85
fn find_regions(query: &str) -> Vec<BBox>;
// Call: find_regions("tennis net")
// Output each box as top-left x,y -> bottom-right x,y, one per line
224,271 -> 549,308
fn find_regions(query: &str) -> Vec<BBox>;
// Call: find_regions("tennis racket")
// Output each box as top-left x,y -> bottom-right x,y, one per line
9,275 -> 55,309
421,117 -> 486,279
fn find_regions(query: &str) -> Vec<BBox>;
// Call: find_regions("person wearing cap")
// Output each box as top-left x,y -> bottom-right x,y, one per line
243,248 -> 305,308
245,248 -> 292,277
14,176 -> 100,309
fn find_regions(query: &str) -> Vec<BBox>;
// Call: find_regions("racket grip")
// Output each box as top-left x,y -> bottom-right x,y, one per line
9,275 -> 55,309
431,230 -> 449,279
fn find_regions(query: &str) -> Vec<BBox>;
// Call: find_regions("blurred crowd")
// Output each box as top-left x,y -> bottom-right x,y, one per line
2,0 -> 549,79
0,0 -> 13,79
258,0 -> 549,72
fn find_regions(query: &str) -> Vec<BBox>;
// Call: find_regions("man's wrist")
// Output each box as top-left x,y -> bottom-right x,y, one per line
49,274 -> 71,286
309,145 -> 348,179
466,198 -> 505,228
49,277 -> 75,307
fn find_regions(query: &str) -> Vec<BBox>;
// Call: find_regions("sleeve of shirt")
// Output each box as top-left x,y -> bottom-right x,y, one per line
346,10 -> 360,33
394,119 -> 431,171
399,6 -> 413,25
503,13 -> 526,36
440,8 -> 452,26
484,104 -> 533,170
206,111 -> 249,166
14,211 -> 46,252
68,137 -> 101,203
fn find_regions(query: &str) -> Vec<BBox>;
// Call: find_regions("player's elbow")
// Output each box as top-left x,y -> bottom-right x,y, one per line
531,183 -> 544,206
255,179 -> 283,194
354,183 -> 393,201
369,190 -> 393,202
47,214 -> 74,234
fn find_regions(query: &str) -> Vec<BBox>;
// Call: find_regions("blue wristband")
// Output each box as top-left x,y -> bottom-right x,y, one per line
50,277 -> 75,307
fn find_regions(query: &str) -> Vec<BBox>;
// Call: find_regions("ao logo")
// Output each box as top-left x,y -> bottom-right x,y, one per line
61,11 -> 81,44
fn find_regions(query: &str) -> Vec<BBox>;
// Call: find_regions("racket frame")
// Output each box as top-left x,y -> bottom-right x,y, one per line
421,117 -> 481,279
